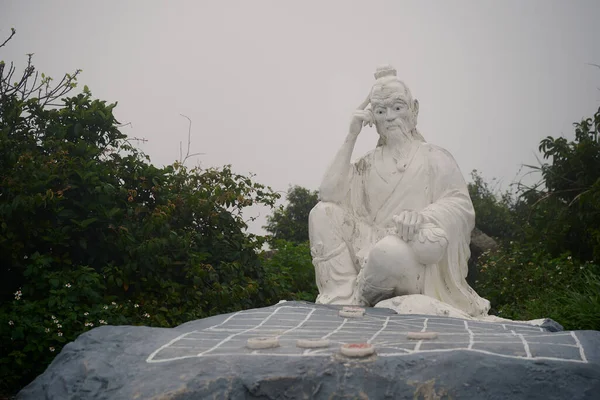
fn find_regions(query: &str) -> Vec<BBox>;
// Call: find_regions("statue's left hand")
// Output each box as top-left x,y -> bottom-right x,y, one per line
393,211 -> 423,242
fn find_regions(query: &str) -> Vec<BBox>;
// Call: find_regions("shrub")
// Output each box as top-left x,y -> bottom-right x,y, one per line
261,240 -> 318,302
473,241 -> 600,330
468,170 -> 518,241
0,31 -> 282,394
264,186 -> 318,244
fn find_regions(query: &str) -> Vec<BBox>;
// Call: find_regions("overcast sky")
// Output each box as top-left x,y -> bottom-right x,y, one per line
2,1 -> 600,234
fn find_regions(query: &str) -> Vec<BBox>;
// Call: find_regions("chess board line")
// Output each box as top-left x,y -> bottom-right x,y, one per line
276,308 -> 317,337
413,318 -> 429,352
517,333 -> 532,358
379,348 -> 588,363
571,331 -> 588,362
303,317 -> 348,355
368,316 -> 390,344
197,307 -> 284,356
147,348 -> 589,364
465,321 -> 474,350
146,306 -> 587,364
146,331 -> 198,363
206,311 -> 243,331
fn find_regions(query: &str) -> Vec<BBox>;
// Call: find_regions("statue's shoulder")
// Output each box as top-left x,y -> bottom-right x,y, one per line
419,142 -> 458,164
352,149 -> 377,173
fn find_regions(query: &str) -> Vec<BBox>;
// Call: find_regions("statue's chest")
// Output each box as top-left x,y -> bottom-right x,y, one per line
361,154 -> 430,220
363,161 -> 405,211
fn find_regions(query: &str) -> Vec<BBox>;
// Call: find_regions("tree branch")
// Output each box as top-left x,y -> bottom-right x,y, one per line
0,28 -> 16,49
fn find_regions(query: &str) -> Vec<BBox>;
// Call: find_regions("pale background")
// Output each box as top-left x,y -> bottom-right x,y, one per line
2,0 -> 600,233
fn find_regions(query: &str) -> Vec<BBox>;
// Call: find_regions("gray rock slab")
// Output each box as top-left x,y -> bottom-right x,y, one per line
18,301 -> 600,399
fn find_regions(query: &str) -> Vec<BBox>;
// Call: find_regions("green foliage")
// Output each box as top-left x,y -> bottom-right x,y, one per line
264,186 -> 318,244
471,107 -> 600,330
474,242 -> 600,330
261,186 -> 319,303
517,108 -> 600,261
261,240 -> 318,302
468,170 -> 518,240
0,34 -> 283,394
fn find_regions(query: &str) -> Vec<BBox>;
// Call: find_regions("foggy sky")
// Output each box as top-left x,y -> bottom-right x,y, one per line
2,0 -> 600,234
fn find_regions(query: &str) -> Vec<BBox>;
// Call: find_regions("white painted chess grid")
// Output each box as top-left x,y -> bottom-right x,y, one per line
146,305 -> 588,364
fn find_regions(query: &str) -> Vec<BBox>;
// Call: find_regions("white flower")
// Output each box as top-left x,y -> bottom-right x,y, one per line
45,328 -> 50,333
103,305 -> 108,310
567,256 -> 572,260
111,302 -> 116,306
65,283 -> 71,288
49,347 -> 55,352
56,324 -> 62,328
14,290 -> 22,300
143,313 -> 150,318
580,266 -> 584,270
58,332 -> 63,337
83,312 -> 89,316
51,315 -> 56,320
23,255 -> 28,259
99,320 -> 106,324
134,304 -> 139,308
8,321 -> 14,326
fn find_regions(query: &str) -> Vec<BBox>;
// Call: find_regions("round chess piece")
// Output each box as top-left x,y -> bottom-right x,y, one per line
246,337 -> 279,349
340,343 -> 375,358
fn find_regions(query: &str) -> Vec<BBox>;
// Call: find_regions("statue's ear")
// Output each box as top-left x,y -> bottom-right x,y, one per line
413,99 -> 419,116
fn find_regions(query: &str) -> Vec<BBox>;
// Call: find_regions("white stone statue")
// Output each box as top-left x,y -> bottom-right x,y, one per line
309,65 -> 491,318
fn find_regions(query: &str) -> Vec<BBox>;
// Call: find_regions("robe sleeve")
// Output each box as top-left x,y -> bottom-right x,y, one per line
419,145 -> 491,317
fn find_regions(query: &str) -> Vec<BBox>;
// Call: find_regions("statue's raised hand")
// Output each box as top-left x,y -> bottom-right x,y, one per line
393,210 -> 423,242
349,96 -> 374,137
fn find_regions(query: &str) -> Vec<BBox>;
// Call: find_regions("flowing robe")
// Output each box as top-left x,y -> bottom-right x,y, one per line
338,141 -> 490,317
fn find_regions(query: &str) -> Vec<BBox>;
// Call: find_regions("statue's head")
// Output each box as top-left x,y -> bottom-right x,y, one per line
369,65 -> 422,145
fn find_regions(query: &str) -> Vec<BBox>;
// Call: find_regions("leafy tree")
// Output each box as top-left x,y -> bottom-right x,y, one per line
260,240 -> 318,302
516,108 -> 600,262
475,241 -> 600,330
0,30 -> 283,394
264,185 -> 318,244
472,106 -> 600,330
262,186 -> 320,304
467,170 -> 518,241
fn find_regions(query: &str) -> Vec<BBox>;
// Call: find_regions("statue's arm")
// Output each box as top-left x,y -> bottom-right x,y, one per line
318,132 -> 359,202
419,146 -> 475,236
320,99 -> 373,203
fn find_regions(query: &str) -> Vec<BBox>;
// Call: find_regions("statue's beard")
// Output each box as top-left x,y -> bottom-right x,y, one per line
376,118 -> 415,147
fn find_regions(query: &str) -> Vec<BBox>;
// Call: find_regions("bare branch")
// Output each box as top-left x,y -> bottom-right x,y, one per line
0,28 -> 16,49
178,114 -> 204,165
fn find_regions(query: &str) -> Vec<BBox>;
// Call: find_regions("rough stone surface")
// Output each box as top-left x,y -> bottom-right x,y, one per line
19,302 -> 600,399
468,227 -> 499,285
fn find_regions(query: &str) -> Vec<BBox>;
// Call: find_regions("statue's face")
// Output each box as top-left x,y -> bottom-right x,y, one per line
370,80 -> 418,141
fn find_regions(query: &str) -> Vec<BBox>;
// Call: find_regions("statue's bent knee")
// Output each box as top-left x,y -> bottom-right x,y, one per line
360,235 -> 425,303
309,202 -> 357,305
308,202 -> 349,256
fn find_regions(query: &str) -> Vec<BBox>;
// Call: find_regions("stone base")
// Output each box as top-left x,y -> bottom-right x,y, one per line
19,301 -> 600,399
374,294 -> 564,331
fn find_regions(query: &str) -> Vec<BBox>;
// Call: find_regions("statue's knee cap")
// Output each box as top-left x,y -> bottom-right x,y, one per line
369,236 -> 414,265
